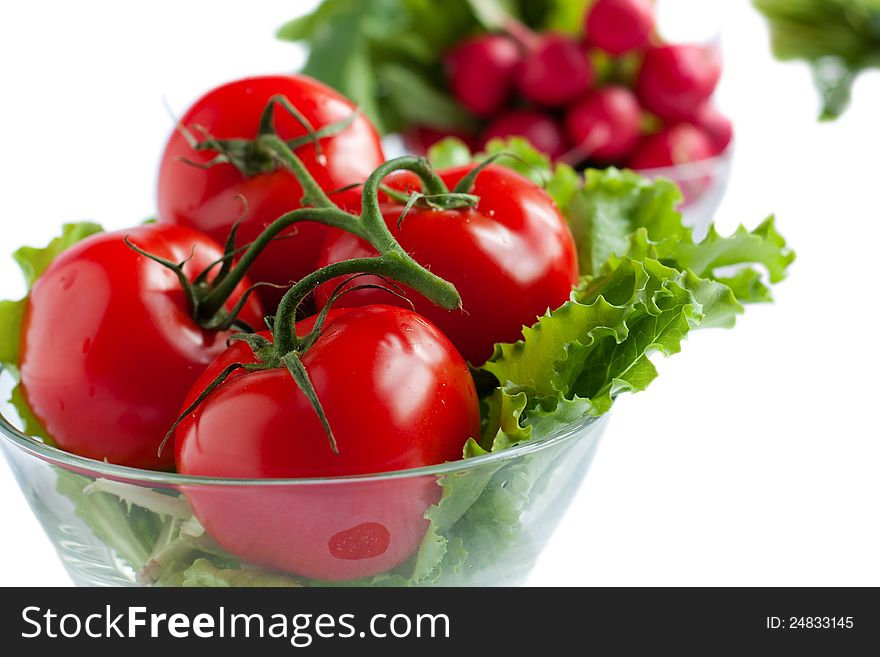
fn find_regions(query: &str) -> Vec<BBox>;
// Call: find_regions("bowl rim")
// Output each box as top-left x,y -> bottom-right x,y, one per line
0,387 -> 608,487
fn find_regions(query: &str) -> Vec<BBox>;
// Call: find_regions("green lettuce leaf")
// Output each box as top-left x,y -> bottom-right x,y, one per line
618,217 -> 795,305
182,559 -> 302,588
13,222 -> 103,290
565,168 -> 687,276
565,169 -> 794,304
427,137 -> 476,169
754,0 -> 880,120
0,300 -> 25,368
483,257 -> 717,416
9,383 -> 48,439
414,254 -> 750,582
55,472 -> 163,571
428,136 -> 580,209
1,222 -> 103,371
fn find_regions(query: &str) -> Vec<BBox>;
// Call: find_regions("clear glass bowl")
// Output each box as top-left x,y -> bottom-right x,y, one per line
0,372 -> 608,587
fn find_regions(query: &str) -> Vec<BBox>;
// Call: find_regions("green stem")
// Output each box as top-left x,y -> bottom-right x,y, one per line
201,154 -> 461,325
265,154 -> 462,356
197,145 -> 462,347
259,133 -> 335,208
359,156 -> 448,250
197,206 -> 365,320
272,253 -> 459,355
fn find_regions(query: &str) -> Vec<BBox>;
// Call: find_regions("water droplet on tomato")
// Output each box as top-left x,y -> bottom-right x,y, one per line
328,522 -> 391,560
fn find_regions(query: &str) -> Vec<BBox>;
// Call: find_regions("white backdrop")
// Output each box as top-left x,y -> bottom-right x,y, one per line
0,1 -> 878,587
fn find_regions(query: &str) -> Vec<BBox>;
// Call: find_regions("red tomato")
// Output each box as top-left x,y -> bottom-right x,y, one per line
157,75 -> 384,309
19,225 -> 263,470
175,305 -> 480,580
315,165 -> 580,365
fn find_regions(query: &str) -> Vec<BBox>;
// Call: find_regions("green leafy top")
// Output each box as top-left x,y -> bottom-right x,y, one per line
754,0 -> 880,120
277,0 -> 592,134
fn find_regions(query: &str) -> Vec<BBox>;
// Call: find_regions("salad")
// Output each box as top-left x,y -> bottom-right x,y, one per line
0,71 -> 793,586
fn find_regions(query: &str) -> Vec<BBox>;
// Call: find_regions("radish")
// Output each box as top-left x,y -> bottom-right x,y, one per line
693,103 -> 733,155
585,0 -> 654,55
636,44 -> 721,122
403,125 -> 477,155
627,123 -> 713,170
445,35 -> 522,117
517,34 -> 594,107
564,86 -> 642,163
482,109 -> 568,160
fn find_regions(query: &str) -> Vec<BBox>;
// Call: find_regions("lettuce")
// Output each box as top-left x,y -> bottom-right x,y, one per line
754,0 -> 880,120
406,140 -> 795,581
0,146 -> 794,586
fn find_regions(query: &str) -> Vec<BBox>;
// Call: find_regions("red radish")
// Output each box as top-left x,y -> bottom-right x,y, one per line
482,109 -> 568,160
445,35 -> 522,117
585,0 -> 654,55
518,34 -> 594,107
628,123 -> 713,170
693,103 -> 733,155
636,44 -> 721,122
403,125 -> 478,155
564,86 -> 642,162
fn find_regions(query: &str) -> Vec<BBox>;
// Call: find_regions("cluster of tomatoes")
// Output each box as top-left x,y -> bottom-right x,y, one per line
17,74 -> 580,579
407,0 -> 732,171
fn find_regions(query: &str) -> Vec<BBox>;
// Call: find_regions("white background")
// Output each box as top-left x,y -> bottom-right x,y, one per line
0,1 -> 878,587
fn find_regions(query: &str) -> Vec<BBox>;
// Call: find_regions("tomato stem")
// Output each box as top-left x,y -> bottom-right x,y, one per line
196,206 -> 364,321
259,133 -> 336,208
199,152 -> 463,327
266,154 -> 462,358
271,250 -> 459,356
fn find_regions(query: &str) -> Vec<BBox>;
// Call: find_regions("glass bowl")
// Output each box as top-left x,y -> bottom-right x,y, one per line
0,371 -> 608,587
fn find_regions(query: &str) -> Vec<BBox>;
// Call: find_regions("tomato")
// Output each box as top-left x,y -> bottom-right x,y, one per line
157,75 -> 384,309
19,225 -> 263,471
315,165 -> 580,365
175,305 -> 480,580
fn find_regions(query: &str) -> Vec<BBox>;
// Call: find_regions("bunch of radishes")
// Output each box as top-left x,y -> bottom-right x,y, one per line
410,0 -> 732,172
